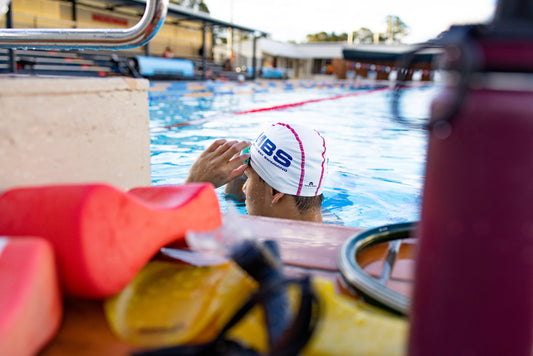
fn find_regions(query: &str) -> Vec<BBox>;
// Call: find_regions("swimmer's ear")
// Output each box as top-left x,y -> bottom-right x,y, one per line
271,191 -> 285,205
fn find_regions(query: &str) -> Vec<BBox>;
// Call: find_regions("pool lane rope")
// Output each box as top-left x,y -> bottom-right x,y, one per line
163,85 -> 402,129
233,87 -> 392,115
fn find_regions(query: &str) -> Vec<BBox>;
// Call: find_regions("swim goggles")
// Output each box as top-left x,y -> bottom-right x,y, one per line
243,146 -> 250,165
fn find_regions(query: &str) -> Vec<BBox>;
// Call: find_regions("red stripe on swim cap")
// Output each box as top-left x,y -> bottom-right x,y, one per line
314,129 -> 326,196
276,123 -> 305,196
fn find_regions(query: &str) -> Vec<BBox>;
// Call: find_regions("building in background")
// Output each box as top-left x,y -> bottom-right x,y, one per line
217,39 -> 345,80
222,38 -> 437,81
342,44 -> 439,82
1,0 -> 436,81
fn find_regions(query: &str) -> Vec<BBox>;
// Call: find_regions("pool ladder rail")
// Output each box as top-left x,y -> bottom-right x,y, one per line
0,0 -> 168,50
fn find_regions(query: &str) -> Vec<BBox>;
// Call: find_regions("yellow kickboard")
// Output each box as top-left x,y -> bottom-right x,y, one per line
104,260 -> 407,355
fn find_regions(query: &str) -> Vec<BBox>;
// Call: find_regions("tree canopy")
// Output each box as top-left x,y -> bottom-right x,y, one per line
306,31 -> 348,42
305,15 -> 409,44
172,0 -> 210,13
384,15 -> 408,43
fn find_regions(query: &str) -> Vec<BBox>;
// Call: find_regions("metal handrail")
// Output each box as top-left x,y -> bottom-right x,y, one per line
0,0 -> 168,50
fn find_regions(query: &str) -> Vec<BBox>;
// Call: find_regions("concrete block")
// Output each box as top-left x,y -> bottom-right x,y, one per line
0,76 -> 151,191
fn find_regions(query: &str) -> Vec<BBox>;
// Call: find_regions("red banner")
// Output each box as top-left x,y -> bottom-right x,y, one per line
92,14 -> 128,26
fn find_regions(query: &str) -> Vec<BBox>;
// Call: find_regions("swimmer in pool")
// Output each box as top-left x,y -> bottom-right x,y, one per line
186,122 -> 328,223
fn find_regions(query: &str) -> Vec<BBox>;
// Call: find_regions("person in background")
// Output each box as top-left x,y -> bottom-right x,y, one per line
186,123 -> 328,223
163,46 -> 174,58
223,58 -> 233,71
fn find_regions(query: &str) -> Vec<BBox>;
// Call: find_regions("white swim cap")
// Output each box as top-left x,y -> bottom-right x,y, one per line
249,122 -> 328,197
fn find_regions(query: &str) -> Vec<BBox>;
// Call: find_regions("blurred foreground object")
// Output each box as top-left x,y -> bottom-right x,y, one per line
408,0 -> 533,354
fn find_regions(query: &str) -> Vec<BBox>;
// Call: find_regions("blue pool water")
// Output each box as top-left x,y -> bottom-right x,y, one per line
149,80 -> 435,229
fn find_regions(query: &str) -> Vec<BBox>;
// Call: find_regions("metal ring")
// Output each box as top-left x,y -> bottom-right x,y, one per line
337,222 -> 415,315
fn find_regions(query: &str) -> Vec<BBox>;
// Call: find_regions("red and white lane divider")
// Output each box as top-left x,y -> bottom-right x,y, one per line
163,86 -> 396,129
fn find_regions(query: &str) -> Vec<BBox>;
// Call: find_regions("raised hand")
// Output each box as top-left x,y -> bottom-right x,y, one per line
185,139 -> 251,188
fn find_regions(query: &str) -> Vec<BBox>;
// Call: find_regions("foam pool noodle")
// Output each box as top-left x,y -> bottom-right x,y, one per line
0,183 -> 221,298
0,237 -> 62,356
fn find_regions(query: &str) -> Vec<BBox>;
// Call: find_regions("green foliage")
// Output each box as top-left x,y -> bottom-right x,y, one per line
307,15 -> 409,44
306,31 -> 348,42
352,27 -> 374,44
198,1 -> 209,13
171,0 -> 210,13
384,15 -> 408,43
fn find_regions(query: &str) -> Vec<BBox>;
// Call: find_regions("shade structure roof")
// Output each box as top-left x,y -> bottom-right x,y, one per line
92,0 -> 269,35
343,44 -> 440,63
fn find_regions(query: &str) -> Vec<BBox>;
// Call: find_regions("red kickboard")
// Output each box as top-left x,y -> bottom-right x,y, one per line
0,237 -> 62,356
0,183 -> 221,298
